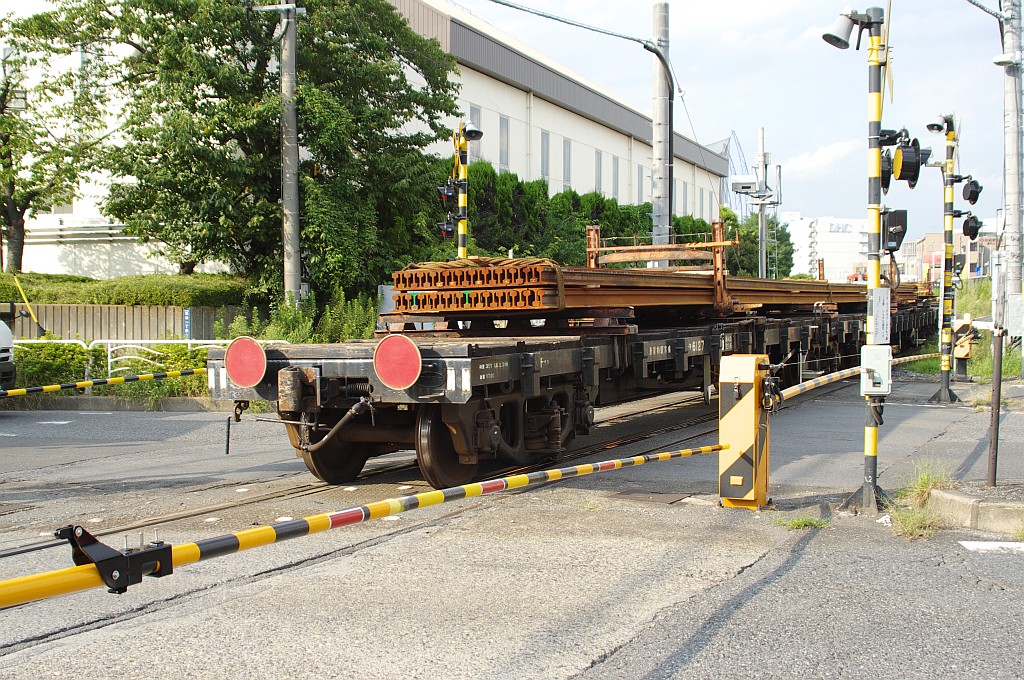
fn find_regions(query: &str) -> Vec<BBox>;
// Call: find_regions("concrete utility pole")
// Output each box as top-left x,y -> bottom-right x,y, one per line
280,5 -> 301,304
651,2 -> 671,264
757,128 -> 769,279
1001,0 -> 1023,335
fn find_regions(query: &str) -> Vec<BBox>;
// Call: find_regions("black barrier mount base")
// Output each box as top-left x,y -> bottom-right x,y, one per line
54,525 -> 173,594
838,483 -> 892,515
929,386 -> 959,404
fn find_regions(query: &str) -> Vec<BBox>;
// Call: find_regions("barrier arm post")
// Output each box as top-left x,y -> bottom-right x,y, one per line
718,354 -> 772,511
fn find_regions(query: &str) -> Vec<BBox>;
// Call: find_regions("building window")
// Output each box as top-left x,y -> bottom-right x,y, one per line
499,115 -> 509,171
595,150 -> 602,193
699,188 -> 705,220
682,181 -> 689,215
540,130 -> 550,178
612,156 -> 619,200
637,164 -> 644,203
562,138 -> 572,191
469,105 -> 482,162
51,202 -> 74,215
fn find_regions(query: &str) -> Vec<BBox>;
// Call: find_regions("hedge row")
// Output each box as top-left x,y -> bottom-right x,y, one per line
0,272 -> 248,307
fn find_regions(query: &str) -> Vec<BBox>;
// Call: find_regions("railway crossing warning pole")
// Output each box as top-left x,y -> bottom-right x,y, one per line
453,122 -> 483,260
929,119 -> 959,403
823,6 -> 891,511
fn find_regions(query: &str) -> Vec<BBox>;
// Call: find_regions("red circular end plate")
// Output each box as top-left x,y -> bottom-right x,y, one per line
373,334 -> 422,391
225,336 -> 267,389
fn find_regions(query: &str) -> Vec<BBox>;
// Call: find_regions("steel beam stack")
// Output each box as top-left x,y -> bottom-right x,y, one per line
388,258 -> 929,320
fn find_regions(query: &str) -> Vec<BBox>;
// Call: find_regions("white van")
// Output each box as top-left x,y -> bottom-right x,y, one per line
0,303 -> 15,390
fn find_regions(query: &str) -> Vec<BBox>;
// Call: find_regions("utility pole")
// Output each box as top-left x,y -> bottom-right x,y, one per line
281,5 -> 301,303
252,2 -> 304,304
651,2 -> 671,266
757,128 -> 769,279
1001,0 -> 1023,336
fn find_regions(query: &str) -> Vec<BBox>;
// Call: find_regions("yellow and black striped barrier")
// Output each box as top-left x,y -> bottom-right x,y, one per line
0,443 -> 725,609
780,353 -> 940,401
0,368 -> 207,399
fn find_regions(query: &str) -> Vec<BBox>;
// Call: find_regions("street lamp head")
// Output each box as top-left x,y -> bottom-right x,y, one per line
463,122 -> 484,141
822,9 -> 857,50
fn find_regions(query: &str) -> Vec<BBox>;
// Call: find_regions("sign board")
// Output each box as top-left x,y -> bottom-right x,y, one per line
183,308 -> 192,340
870,287 -> 890,345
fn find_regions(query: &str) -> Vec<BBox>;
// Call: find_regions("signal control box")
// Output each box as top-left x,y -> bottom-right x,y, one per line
860,344 -> 892,396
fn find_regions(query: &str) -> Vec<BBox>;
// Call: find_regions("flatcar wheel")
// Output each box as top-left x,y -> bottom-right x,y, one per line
415,405 -> 478,489
299,435 -> 370,485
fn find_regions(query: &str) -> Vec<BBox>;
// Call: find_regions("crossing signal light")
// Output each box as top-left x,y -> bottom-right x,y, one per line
962,214 -> 981,241
962,178 -> 982,204
438,215 -> 455,239
437,180 -> 456,204
892,138 -> 923,188
882,208 -> 908,252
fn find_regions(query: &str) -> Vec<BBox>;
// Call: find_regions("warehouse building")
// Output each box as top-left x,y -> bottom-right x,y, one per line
19,0 -> 728,277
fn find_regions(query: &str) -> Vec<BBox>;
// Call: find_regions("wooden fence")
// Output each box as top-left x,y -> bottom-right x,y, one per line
9,304 -> 252,341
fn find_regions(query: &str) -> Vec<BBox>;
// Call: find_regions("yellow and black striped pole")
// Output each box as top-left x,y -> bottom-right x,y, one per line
0,368 -> 207,398
861,6 -> 888,512
930,122 -> 959,403
0,443 -> 725,609
456,125 -> 470,260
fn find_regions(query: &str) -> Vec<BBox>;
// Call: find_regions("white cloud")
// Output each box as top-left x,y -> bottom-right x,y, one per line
783,140 -> 861,181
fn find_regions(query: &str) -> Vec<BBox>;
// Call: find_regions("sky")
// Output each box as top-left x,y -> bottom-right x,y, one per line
446,0 -> 1009,242
8,0 -> 1011,244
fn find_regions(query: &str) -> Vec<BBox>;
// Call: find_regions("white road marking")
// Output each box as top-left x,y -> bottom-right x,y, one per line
959,540 -> 1024,553
0,433 -> 16,437
37,421 -> 73,425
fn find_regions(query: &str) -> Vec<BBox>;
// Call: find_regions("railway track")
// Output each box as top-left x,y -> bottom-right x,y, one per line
0,393 -> 714,561
0,375 -> 863,562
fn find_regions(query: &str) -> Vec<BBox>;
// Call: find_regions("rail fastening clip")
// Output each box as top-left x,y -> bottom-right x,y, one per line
53,525 -> 173,594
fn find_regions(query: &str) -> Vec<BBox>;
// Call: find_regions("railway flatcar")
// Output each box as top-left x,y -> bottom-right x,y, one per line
208,251 -> 937,489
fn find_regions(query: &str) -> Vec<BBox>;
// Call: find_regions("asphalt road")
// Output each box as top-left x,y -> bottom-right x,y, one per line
0,380 -> 1022,678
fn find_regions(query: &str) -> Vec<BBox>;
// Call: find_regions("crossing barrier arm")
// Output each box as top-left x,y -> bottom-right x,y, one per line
0,368 -> 207,399
0,444 -> 726,609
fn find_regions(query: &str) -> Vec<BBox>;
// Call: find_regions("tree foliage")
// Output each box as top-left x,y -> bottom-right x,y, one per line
721,206 -> 794,278
25,0 -> 460,294
0,14 -> 109,272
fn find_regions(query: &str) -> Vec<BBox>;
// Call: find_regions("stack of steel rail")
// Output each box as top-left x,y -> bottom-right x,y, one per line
388,257 -> 931,320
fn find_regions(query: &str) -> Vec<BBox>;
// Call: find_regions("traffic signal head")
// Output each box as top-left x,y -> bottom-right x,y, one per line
438,215 -> 455,238
963,178 -> 982,204
881,208 -> 908,252
437,179 -> 456,204
962,214 -> 981,240
892,137 -> 923,188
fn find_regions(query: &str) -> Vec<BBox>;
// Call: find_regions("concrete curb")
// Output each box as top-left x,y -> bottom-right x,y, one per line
926,488 -> 1024,535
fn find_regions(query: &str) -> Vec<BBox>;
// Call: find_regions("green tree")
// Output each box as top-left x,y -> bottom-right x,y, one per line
0,15 -> 109,273
724,210 -> 794,278
30,0 -> 458,294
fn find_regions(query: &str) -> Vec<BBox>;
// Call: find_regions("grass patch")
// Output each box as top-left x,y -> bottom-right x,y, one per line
771,516 -> 829,530
886,462 -> 954,541
1014,524 -> 1024,542
895,461 -> 955,508
888,505 -> 944,540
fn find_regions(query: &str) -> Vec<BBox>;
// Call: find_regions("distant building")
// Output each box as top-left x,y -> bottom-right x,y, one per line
783,212 -> 868,282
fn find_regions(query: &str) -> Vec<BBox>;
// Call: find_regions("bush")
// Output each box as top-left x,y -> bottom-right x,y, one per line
0,272 -> 248,306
